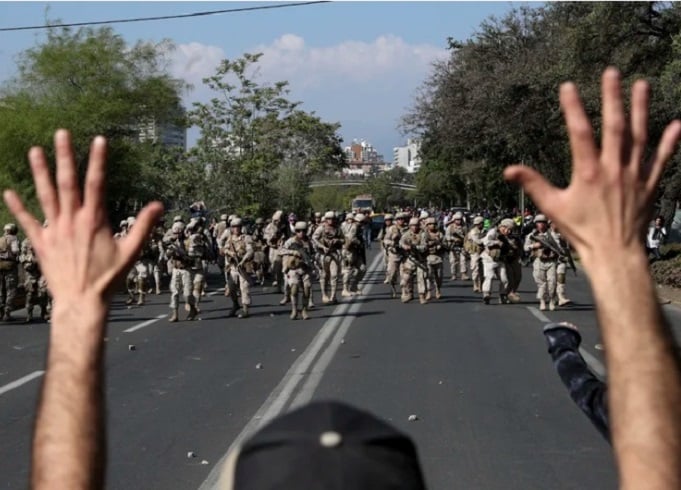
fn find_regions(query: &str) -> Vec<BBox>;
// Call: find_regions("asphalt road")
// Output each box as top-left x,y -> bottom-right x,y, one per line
2,249 -> 681,489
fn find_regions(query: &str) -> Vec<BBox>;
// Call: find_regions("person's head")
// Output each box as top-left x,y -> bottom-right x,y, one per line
173,215 -> 183,224
408,217 -> 420,232
272,210 -> 283,224
395,213 -> 407,227
354,213 -> 365,225
217,401 -> 426,490
324,211 -> 336,226
425,217 -> 437,230
171,222 -> 184,238
294,221 -> 308,237
384,214 -> 394,226
655,216 -> 665,226
288,213 -> 297,225
473,216 -> 484,228
231,218 -> 243,235
453,211 -> 463,224
534,214 -> 548,231
3,223 -> 17,236
255,217 -> 264,227
220,214 -> 228,223
499,218 -> 515,236
314,212 -> 322,223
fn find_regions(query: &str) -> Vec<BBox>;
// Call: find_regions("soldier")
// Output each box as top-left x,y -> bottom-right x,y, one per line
213,214 -> 229,273
164,221 -> 198,322
281,221 -> 315,320
524,214 -> 559,311
399,218 -> 428,304
124,217 -> 149,306
481,218 -> 515,304
445,211 -> 469,280
340,212 -> 354,236
423,217 -> 445,300
311,211 -> 344,304
308,212 -> 323,236
341,214 -> 364,297
550,221 -> 573,307
19,237 -> 47,322
377,213 -> 393,271
251,217 -> 268,286
222,218 -> 254,318
264,210 -> 286,293
502,221 -> 524,303
382,212 -> 406,298
0,224 -> 20,321
186,219 -> 211,311
113,220 -> 128,240
465,216 -> 485,293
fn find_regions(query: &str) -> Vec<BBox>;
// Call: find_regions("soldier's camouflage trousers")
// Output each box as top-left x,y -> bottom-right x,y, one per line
533,259 -> 557,302
469,252 -> 482,291
319,254 -> 340,299
226,265 -> 251,306
0,269 -> 18,314
400,260 -> 426,299
24,273 -> 47,317
169,268 -> 194,310
555,261 -> 569,301
449,248 -> 468,279
286,267 -> 311,313
482,256 -> 509,296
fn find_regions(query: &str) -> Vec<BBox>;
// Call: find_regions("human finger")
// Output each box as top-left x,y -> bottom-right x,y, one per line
645,120 -> 681,194
83,136 -> 107,218
118,201 -> 164,269
54,129 -> 82,217
600,68 -> 626,169
559,82 -> 599,179
28,146 -> 59,224
629,79 -> 649,178
503,165 -> 557,215
3,190 -> 42,245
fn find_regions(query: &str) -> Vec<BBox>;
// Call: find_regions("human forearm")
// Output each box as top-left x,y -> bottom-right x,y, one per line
586,250 -> 681,489
32,300 -> 108,490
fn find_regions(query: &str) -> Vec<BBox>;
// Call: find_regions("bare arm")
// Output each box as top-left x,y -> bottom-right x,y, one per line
4,130 -> 162,490
505,68 -> 681,489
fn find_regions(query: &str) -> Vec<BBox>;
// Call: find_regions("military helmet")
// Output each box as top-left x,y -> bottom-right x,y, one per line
453,212 -> 463,220
395,212 -> 407,220
408,217 -> 420,226
534,214 -> 548,223
220,214 -> 228,221
385,213 -> 394,220
173,215 -> 183,223
425,217 -> 437,225
272,210 -> 283,221
419,210 -> 429,220
119,219 -> 128,228
473,216 -> 484,225
294,221 -> 308,231
3,223 -> 17,234
354,213 -> 365,222
500,218 -> 515,229
324,211 -> 335,220
231,218 -> 243,227
255,217 -> 264,225
171,222 -> 184,234
314,211 -> 322,218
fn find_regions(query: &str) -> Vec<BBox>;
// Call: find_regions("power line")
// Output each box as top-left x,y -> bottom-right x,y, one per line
0,1 -> 331,32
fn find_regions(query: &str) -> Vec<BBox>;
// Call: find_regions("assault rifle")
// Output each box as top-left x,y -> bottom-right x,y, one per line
530,233 -> 577,276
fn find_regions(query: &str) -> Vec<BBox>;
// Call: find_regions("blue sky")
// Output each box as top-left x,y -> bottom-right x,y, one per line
0,2 -> 524,158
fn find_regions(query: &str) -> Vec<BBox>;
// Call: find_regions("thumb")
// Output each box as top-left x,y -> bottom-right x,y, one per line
504,165 -> 557,213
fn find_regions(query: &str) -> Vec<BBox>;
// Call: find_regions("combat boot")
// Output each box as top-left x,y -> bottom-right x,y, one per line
341,284 -> 352,297
461,273 -> 470,280
499,294 -> 509,305
137,291 -> 145,306
25,306 -> 33,324
539,299 -> 547,311
125,294 -> 134,305
425,290 -> 431,301
239,305 -> 249,319
435,289 -> 442,300
549,299 -> 556,311
279,294 -> 289,305
558,293 -> 572,307
329,285 -> 338,304
301,307 -> 309,320
186,303 -> 198,320
307,296 -> 315,309
169,308 -> 179,322
390,284 -> 398,299
483,295 -> 491,305
419,294 -> 428,305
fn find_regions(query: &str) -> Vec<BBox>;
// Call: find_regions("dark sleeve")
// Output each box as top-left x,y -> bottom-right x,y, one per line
544,325 -> 610,442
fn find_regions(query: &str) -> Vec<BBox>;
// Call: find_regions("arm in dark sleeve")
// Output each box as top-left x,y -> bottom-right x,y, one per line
543,322 -> 610,442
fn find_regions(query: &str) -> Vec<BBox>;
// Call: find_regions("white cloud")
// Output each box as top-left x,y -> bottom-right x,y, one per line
168,41 -> 226,92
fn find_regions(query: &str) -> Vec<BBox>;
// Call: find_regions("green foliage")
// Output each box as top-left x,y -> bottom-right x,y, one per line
403,2 -> 681,211
0,26 -> 188,224
362,167 -> 414,211
651,254 -> 681,288
189,53 -> 345,216
309,186 -> 357,213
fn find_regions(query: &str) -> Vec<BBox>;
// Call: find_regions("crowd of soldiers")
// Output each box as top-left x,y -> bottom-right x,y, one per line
0,206 -> 577,324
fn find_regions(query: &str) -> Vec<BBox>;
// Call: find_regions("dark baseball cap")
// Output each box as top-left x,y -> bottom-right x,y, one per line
219,401 -> 426,489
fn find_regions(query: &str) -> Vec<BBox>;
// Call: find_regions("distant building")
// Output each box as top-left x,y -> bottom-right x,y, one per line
393,139 -> 421,174
342,139 -> 386,177
138,107 -> 187,150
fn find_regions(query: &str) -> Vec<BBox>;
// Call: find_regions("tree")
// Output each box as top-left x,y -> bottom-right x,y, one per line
189,53 -> 345,217
0,25 -> 188,224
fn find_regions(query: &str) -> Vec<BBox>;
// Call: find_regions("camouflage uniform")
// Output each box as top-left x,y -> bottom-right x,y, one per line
0,224 -> 20,321
382,214 -> 406,298
465,217 -> 485,293
399,218 -> 428,304
164,222 -> 197,322
550,224 -> 573,306
186,221 -> 212,312
251,218 -> 268,286
281,222 -> 315,320
263,211 -> 286,293
222,219 -> 254,318
19,238 -> 47,322
311,212 -> 344,304
524,214 -> 558,311
377,214 -> 393,272
445,213 -> 469,280
481,220 -> 515,304
341,214 -> 366,297
423,218 -> 445,300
